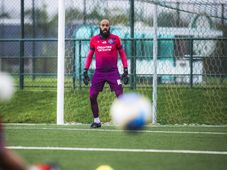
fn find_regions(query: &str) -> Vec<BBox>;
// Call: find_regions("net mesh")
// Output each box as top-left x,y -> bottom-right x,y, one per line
64,0 -> 227,124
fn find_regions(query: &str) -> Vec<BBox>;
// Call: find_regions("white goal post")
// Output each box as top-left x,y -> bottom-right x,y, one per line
57,0 -> 65,124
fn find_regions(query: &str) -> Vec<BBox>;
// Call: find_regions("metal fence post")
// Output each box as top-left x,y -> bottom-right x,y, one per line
130,0 -> 136,90
220,3 -> 225,84
189,36 -> 193,88
73,39 -> 76,90
32,0 -> 36,80
20,0 -> 25,89
79,40 -> 82,89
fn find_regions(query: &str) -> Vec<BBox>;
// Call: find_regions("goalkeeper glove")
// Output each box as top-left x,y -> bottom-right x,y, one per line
83,69 -> 90,85
121,67 -> 129,85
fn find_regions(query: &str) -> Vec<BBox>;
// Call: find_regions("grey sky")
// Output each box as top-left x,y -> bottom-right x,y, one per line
1,0 -> 227,19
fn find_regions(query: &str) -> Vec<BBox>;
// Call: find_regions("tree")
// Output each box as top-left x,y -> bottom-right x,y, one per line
65,8 -> 83,24
24,4 -> 51,37
0,12 -> 10,19
157,12 -> 187,27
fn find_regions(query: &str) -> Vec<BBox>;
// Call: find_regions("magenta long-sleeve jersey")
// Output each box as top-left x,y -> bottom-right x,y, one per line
84,34 -> 128,72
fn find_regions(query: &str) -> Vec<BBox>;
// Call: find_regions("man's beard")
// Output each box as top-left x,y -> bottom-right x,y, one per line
100,28 -> 110,38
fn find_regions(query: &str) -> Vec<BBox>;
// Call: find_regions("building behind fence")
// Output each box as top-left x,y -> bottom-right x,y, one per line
0,0 -> 227,88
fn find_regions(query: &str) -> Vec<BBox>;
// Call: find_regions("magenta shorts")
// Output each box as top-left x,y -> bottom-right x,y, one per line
90,70 -> 123,92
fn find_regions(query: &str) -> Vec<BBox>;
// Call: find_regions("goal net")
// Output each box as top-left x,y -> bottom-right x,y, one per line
61,0 -> 227,125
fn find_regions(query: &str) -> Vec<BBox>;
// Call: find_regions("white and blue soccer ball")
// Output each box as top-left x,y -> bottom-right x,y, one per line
110,93 -> 152,130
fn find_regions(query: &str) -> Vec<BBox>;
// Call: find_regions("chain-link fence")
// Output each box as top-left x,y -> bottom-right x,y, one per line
0,0 -> 226,89
1,0 -> 227,124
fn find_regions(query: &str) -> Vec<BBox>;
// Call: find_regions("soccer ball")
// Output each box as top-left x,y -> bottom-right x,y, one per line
0,72 -> 15,101
110,93 -> 152,130
96,165 -> 114,170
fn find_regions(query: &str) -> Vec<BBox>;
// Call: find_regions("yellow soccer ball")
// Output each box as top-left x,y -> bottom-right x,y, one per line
96,165 -> 114,170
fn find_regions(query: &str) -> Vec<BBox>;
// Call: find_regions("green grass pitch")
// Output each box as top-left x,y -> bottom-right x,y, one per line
4,124 -> 227,170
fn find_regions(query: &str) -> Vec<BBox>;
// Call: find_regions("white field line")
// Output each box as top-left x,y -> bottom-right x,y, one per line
5,126 -> 227,135
5,123 -> 227,128
7,146 -> 227,155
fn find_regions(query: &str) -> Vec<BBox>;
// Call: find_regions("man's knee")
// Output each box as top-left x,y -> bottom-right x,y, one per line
90,90 -> 99,102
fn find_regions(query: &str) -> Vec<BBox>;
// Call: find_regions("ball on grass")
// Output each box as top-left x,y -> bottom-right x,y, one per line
0,72 -> 15,101
110,92 -> 152,130
96,165 -> 114,170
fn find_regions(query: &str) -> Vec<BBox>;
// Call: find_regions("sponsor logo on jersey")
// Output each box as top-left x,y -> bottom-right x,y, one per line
97,45 -> 112,52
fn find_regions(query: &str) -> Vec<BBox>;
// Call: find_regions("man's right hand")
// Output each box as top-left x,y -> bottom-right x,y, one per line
83,69 -> 90,85
121,67 -> 129,85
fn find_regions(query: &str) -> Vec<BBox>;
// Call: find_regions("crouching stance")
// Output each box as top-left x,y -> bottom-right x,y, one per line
83,19 -> 129,128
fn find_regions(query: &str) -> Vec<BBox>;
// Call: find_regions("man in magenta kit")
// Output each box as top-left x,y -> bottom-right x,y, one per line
83,19 -> 129,128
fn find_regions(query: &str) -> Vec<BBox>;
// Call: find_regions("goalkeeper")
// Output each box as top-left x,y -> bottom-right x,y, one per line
83,19 -> 129,128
